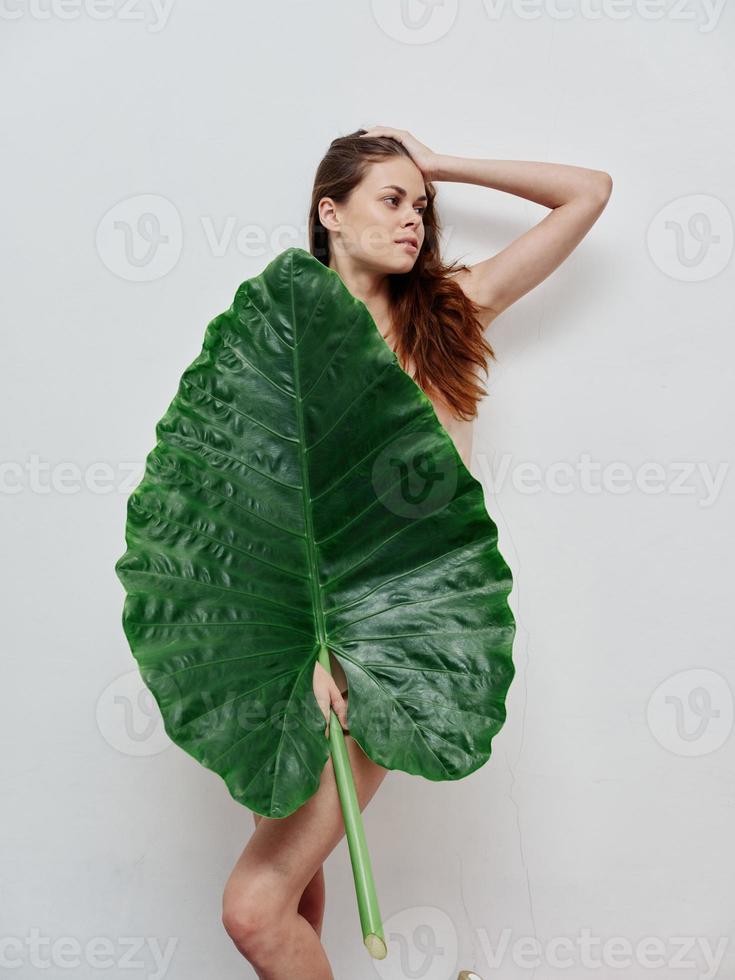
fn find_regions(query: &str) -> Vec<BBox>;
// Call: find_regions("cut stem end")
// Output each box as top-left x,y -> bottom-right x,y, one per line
364,933 -> 387,959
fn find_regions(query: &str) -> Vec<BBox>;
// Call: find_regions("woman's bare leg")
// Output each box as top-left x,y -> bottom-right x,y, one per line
222,733 -> 388,980
251,675 -> 350,939
252,812 -> 326,938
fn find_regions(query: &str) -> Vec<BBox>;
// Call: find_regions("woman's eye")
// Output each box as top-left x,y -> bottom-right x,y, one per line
384,197 -> 425,215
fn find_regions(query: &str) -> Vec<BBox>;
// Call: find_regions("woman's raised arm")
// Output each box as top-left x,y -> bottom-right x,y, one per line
435,154 -> 612,325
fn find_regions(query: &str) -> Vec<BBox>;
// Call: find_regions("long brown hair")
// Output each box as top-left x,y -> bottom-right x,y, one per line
307,128 -> 496,421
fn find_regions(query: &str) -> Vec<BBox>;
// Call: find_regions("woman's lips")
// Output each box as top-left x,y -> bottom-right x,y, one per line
396,240 -> 418,254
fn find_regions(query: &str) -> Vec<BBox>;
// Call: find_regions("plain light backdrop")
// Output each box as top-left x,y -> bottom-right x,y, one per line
2,2 -> 733,978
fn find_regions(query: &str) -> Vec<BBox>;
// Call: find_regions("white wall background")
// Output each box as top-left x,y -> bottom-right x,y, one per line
2,2 -> 733,978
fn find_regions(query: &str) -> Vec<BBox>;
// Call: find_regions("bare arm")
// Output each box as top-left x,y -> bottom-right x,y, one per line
433,155 -> 613,325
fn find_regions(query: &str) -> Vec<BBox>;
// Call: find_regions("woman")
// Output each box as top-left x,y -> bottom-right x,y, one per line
221,127 -> 612,978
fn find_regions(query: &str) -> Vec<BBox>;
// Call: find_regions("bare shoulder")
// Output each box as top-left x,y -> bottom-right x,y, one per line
445,266 -> 498,331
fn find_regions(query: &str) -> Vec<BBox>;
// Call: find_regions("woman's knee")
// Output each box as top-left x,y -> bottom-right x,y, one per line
221,875 -> 286,951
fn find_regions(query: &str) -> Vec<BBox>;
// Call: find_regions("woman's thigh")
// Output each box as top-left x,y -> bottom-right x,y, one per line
225,735 -> 388,915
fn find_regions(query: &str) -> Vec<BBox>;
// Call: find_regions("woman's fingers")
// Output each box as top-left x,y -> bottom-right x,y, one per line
358,125 -> 439,179
313,662 -> 349,737
359,125 -> 405,143
334,691 -> 349,733
324,690 -> 349,738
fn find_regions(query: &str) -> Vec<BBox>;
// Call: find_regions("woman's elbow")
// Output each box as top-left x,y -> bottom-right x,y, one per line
592,170 -> 613,205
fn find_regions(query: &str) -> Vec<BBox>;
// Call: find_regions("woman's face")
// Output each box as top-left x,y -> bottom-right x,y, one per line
321,157 -> 427,273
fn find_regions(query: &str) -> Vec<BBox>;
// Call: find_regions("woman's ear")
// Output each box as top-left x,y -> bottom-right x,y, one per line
318,196 -> 339,232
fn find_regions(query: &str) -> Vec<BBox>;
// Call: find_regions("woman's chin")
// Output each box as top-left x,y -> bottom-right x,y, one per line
361,247 -> 418,275
388,251 -> 418,272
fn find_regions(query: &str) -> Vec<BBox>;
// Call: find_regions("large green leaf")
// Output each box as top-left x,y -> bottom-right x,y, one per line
115,247 -> 516,817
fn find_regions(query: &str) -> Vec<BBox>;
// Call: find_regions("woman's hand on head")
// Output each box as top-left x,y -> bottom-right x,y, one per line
313,660 -> 349,738
359,126 -> 441,181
